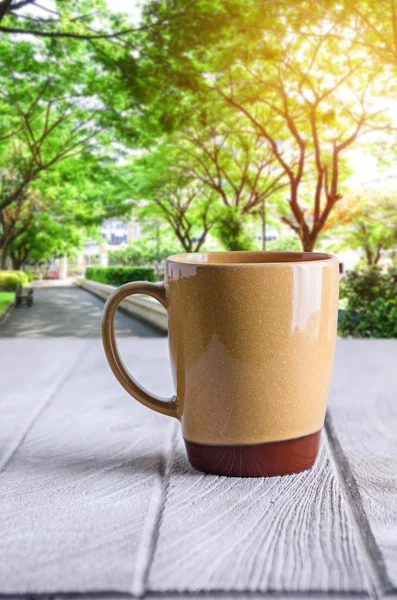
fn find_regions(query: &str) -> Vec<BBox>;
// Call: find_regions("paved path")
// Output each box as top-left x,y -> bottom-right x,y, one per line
0,285 -> 164,338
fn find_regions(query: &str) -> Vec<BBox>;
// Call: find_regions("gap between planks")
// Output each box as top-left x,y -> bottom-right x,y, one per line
0,341 -> 90,474
131,420 -> 179,597
324,412 -> 388,600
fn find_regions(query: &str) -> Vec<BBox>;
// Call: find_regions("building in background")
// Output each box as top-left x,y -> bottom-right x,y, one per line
99,217 -> 142,248
66,218 -> 142,276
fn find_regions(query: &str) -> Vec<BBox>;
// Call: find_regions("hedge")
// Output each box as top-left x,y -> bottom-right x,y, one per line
85,266 -> 156,286
339,267 -> 397,338
0,270 -> 29,291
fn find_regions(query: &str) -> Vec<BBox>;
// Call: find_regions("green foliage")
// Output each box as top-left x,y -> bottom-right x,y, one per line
108,1 -> 258,142
9,212 -> 86,269
0,0 -> 132,42
0,30 -> 132,268
2,0 -> 397,268
128,145 -> 216,252
324,188 -> 397,266
339,267 -> 397,338
85,266 -> 156,286
0,270 -> 29,291
24,270 -> 38,282
267,235 -> 302,252
109,238 -> 180,266
213,207 -> 254,251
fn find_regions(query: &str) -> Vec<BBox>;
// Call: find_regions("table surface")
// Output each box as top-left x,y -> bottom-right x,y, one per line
0,338 -> 396,600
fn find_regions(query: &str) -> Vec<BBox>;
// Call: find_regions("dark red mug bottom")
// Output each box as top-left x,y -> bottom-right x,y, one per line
185,430 -> 321,477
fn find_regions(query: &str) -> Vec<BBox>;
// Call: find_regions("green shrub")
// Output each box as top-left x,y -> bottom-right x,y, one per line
109,238 -> 180,266
339,267 -> 397,338
24,270 -> 38,282
85,266 -> 156,286
0,270 -> 29,291
213,206 -> 254,251
267,235 -> 302,252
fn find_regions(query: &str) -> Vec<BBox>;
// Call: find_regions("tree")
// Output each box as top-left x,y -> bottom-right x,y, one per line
4,150 -> 133,271
123,1 -> 396,251
0,111 -> 99,268
324,187 -> 397,266
210,17 -> 393,251
313,1 -> 397,70
130,146 -> 217,252
0,33 -> 122,267
174,106 -> 287,249
179,110 -> 286,213
9,210 -> 85,270
3,0 -> 396,266
0,181 -> 41,269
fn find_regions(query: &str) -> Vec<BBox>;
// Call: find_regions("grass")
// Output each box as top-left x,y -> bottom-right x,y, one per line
0,291 -> 15,313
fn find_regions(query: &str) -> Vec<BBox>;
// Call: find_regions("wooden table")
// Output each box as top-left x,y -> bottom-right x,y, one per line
0,338 -> 396,600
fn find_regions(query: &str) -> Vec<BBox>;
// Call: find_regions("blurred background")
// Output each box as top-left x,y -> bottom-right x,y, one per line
0,0 -> 396,338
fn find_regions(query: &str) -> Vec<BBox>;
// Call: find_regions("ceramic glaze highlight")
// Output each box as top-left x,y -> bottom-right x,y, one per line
102,251 -> 339,477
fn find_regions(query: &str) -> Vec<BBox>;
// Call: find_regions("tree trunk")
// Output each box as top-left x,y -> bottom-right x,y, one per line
11,255 -> 23,270
301,232 -> 316,252
0,0 -> 13,23
364,247 -> 374,266
374,245 -> 383,265
0,240 -> 10,269
194,231 -> 209,252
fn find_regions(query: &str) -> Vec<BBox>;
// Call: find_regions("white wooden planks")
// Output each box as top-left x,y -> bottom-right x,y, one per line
148,433 -> 370,595
1,337 -> 397,598
0,338 -> 87,471
0,338 -> 175,595
327,339 -> 397,596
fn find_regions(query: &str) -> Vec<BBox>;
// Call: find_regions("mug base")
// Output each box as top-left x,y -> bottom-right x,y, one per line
185,430 -> 321,477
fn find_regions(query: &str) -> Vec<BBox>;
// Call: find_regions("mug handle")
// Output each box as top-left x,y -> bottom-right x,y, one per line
102,281 -> 178,418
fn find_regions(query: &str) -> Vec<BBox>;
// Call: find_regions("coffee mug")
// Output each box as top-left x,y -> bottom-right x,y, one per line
102,251 -> 339,477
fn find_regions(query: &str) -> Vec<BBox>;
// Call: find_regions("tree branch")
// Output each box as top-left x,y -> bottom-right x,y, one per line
0,0 -> 199,39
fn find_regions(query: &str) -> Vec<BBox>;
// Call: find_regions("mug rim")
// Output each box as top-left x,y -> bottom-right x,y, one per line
167,251 -> 337,266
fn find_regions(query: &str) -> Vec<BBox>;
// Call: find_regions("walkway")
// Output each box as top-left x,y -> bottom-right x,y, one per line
0,285 -> 164,337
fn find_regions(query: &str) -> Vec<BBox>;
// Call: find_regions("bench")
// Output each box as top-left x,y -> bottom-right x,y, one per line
15,284 -> 33,307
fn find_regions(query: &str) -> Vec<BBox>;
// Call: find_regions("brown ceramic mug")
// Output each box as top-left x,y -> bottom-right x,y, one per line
102,251 -> 339,477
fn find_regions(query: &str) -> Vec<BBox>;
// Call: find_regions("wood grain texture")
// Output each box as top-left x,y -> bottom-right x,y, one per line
0,338 -> 175,595
148,432 -> 370,595
327,339 -> 397,596
1,337 -> 396,599
0,339 -> 87,471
